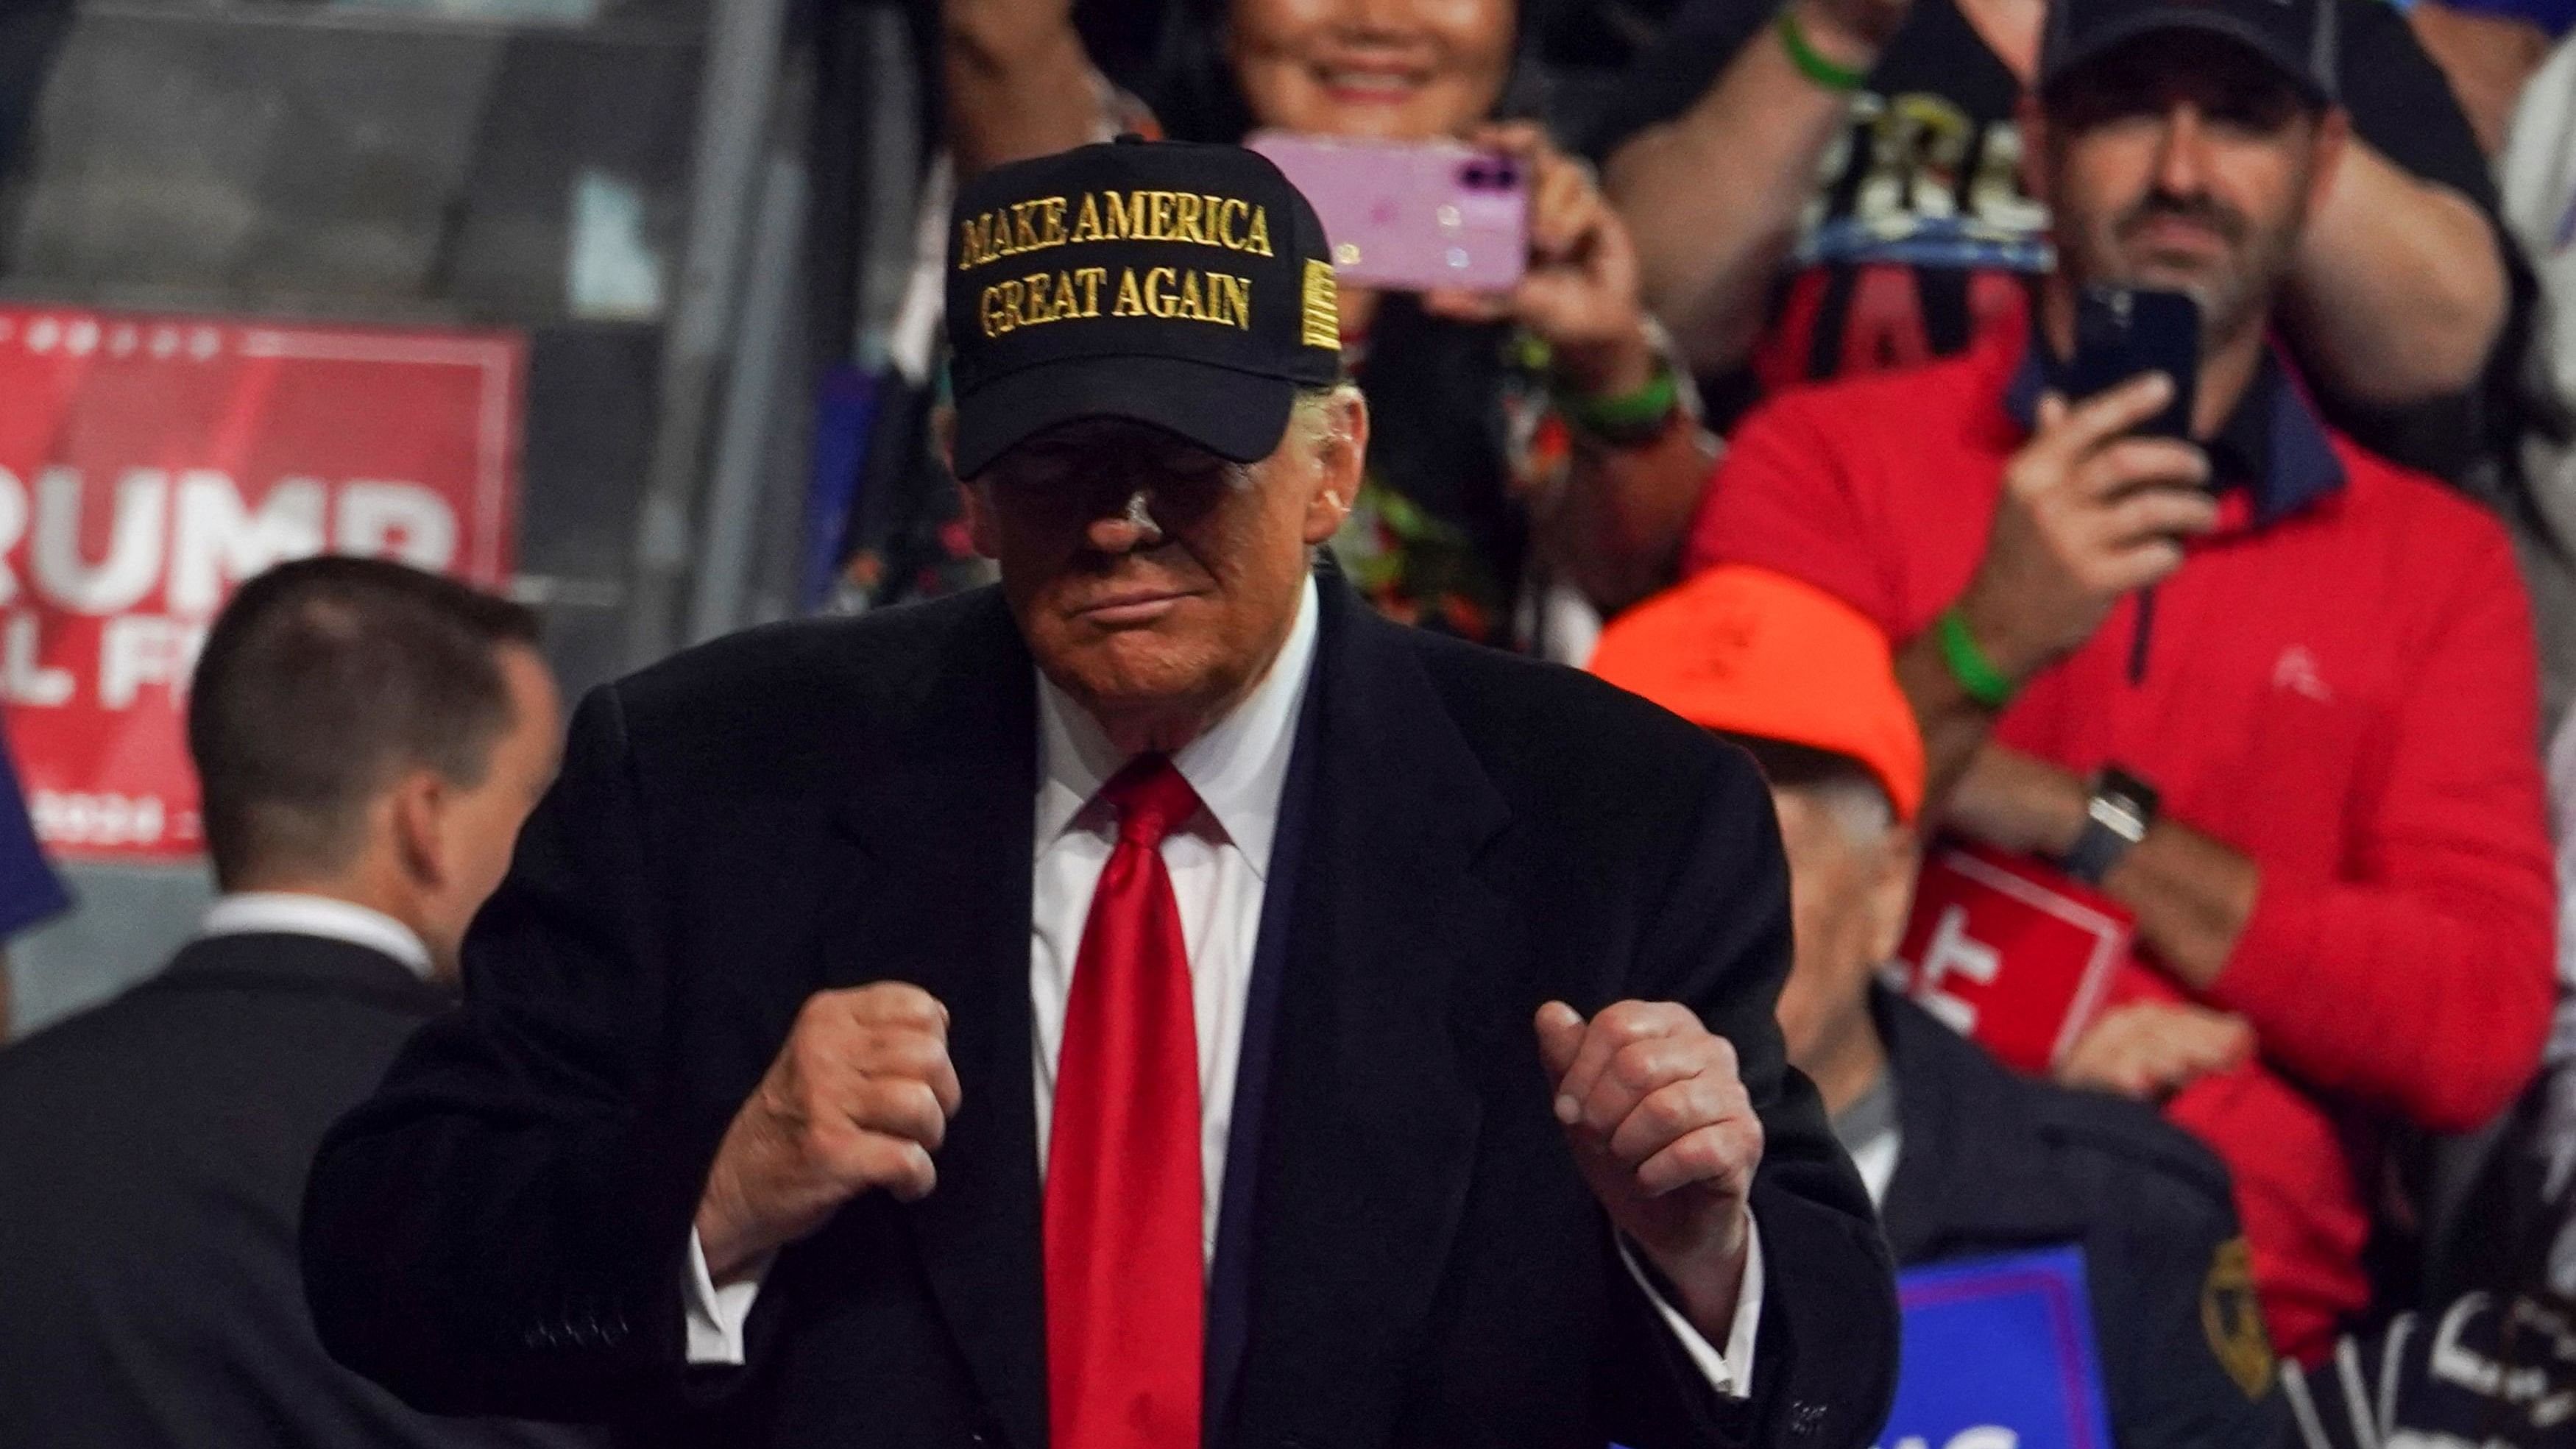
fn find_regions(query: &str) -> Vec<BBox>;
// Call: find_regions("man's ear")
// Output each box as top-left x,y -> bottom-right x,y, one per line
1301,390 -> 1370,546
386,769 -> 447,892
1864,820 -> 1924,966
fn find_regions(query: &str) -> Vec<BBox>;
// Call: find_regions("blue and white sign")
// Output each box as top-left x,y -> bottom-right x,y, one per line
1878,1246 -> 2113,1449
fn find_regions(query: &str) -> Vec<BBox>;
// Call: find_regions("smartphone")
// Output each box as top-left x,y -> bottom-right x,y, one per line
1245,131 -> 1529,294
2064,286 -> 2199,438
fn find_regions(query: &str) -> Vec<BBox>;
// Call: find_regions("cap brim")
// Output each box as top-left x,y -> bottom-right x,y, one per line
2042,13 -> 2332,104
951,355 -> 1298,481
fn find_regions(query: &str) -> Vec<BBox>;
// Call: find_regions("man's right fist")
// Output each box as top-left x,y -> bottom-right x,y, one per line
694,982 -> 961,1282
1954,372 -> 2220,682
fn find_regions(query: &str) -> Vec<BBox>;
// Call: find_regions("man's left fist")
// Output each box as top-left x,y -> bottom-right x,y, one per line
1537,999 -> 1760,1332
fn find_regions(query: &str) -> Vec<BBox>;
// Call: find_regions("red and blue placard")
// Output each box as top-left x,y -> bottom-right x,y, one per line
1880,1246 -> 2113,1449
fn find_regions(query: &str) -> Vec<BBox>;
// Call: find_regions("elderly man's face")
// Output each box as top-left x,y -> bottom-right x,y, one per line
2040,34 -> 2346,347
966,397 -> 1365,734
1769,778 -> 1919,1078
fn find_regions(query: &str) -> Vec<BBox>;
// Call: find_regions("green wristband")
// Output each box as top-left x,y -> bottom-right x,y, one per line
1557,365 -> 1681,444
1935,607 -> 2017,709
1776,7 -> 1869,93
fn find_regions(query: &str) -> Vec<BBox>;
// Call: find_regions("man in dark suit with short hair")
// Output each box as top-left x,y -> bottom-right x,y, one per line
0,557 -> 576,1449
302,138 -> 1898,1449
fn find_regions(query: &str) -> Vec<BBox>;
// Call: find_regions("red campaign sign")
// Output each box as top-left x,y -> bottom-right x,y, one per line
1888,840 -> 2134,1075
0,308 -> 522,860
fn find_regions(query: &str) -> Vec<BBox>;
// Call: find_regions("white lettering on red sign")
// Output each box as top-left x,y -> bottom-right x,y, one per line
0,466 -> 459,626
1915,904 -> 2002,1038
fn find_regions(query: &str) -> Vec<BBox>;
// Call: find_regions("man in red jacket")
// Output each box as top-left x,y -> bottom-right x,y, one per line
1685,0 -> 2556,1363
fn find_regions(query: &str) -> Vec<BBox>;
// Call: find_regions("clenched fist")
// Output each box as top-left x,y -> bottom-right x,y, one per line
1536,999 -> 1761,1333
695,982 -> 962,1281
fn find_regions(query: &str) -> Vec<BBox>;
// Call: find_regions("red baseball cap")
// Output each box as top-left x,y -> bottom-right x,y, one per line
1589,566 -> 1926,823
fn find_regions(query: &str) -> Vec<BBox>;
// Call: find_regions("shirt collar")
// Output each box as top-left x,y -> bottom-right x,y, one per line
2002,318 -> 2343,525
197,892 -> 435,981
1034,573 -> 1320,878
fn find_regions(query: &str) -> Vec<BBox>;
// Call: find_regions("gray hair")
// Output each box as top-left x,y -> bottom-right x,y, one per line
1791,770 -> 1898,843
1725,734 -> 1899,844
1289,382 -> 1363,450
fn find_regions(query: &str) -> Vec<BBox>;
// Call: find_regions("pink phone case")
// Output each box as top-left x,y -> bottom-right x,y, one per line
1246,131 -> 1529,294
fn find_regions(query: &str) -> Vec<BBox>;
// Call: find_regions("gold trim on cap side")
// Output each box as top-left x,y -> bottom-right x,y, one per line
1301,259 -> 1340,350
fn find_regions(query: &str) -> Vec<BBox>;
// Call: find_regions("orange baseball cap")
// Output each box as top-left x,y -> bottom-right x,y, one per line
1588,565 -> 1926,823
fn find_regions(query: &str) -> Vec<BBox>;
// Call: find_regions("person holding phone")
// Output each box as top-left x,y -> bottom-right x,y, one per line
1680,0 -> 2555,1367
1593,0 -> 2508,483
938,0 -> 1710,651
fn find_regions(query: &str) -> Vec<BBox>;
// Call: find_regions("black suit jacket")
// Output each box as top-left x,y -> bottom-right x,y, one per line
302,578 -> 1898,1449
0,931 -> 593,1449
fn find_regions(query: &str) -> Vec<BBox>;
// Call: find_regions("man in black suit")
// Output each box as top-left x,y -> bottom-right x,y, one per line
0,557 -> 573,1448
302,138 -> 1898,1449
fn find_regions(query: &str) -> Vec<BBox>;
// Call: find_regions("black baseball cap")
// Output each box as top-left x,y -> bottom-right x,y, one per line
944,135 -> 1344,480
2038,0 -> 2339,105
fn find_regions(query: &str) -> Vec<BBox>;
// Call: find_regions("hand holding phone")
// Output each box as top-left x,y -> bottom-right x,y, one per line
1247,131 -> 1529,294
2064,286 -> 2199,437
2059,286 -> 2206,682
1951,308 -> 2221,683
1250,124 -> 1658,398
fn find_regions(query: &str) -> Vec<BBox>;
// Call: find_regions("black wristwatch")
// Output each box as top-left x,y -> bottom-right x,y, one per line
2062,765 -> 2159,886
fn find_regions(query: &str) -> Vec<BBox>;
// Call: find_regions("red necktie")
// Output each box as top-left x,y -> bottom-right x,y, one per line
1045,754 -> 1205,1449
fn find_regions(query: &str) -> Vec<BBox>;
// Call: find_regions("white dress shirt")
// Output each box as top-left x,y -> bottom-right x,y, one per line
1850,1128 -> 1900,1207
197,891 -> 435,980
685,576 -> 1763,1395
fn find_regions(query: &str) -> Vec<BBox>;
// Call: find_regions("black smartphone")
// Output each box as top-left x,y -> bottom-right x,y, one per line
2064,285 -> 2199,439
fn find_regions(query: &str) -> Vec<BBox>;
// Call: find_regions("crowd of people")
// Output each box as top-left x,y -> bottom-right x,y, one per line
915,0 -> 2576,1438
0,0 -> 2571,1442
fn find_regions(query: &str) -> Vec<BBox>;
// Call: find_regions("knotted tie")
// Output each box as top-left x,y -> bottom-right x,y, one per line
1045,753 -> 1205,1449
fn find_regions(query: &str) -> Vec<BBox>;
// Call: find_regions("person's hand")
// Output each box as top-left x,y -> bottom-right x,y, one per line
1535,1000 -> 1760,1332
2056,1000 -> 2254,1100
1952,376 -> 2220,682
1424,124 -> 1659,400
694,982 -> 962,1280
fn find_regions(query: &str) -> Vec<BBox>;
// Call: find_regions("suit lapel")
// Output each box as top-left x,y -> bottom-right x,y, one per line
1227,583 -> 1515,1448
822,589 -> 1049,1449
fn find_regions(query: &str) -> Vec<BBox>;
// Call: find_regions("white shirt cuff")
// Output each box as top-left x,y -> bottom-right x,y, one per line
682,1228 -> 768,1366
1618,1214 -> 1763,1400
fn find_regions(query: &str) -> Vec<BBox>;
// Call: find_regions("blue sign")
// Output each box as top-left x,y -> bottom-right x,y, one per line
1879,1246 -> 2112,1449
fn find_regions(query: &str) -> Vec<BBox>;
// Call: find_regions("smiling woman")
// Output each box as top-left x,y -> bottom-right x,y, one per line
1220,0 -> 1518,142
